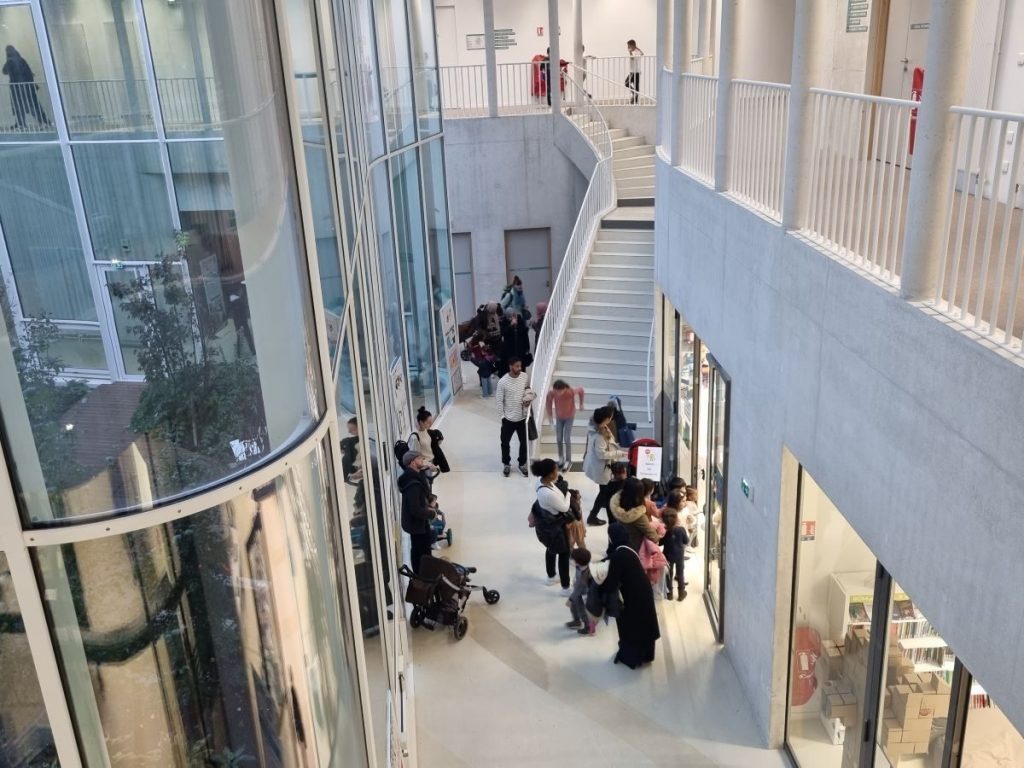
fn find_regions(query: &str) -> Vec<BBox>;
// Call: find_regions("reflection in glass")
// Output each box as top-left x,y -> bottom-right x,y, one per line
373,0 -> 416,149
73,143 -> 176,262
0,552 -> 60,766
42,0 -> 154,135
407,0 -> 440,136
345,0 -> 385,159
369,165 -> 405,367
391,151 -> 437,414
337,320 -> 392,767
962,688 -> 1024,765
36,443 -> 368,768
704,361 -> 728,627
875,585 -> 951,767
142,0 -> 220,135
421,140 -> 453,404
0,7 -> 55,140
786,472 -> 875,768
0,145 -> 93,321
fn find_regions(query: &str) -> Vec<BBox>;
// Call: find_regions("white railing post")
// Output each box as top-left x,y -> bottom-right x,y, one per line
483,0 -> 498,117
655,0 -> 670,149
901,0 -> 979,301
547,0 -> 561,113
713,0 -> 737,192
669,0 -> 690,166
782,0 -> 822,231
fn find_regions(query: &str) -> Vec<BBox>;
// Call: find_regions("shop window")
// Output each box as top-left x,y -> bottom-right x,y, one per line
703,355 -> 729,636
787,472 -> 877,768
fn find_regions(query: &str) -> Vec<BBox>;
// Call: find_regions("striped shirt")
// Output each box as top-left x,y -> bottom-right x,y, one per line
496,372 -> 529,422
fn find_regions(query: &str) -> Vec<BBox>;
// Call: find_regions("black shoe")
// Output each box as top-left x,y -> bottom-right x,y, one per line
586,517 -> 607,526
503,464 -> 510,477
565,620 -> 583,629
677,591 -> 686,601
666,591 -> 673,600
518,464 -> 528,476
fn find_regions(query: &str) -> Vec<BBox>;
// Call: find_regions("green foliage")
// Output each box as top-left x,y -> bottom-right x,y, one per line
109,244 -> 267,489
0,281 -> 87,514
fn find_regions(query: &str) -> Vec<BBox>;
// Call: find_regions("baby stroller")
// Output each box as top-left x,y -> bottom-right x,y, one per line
608,395 -> 637,447
400,555 -> 501,641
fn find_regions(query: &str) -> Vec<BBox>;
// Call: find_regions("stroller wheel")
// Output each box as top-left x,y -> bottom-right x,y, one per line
409,607 -> 424,628
483,589 -> 501,605
453,616 -> 469,641
446,529 -> 453,546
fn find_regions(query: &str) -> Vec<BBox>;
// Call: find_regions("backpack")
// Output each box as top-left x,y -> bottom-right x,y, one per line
394,435 -> 411,465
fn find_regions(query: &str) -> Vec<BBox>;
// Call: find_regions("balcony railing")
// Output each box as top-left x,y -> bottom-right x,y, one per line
678,73 -> 717,184
439,64 -> 489,117
729,80 -> 789,221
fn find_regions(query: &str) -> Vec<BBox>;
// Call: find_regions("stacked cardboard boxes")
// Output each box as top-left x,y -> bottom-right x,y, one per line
820,639 -> 845,681
880,671 -> 950,764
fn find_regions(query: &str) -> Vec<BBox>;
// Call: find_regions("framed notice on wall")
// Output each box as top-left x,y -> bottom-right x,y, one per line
466,34 -> 485,50
440,300 -> 464,395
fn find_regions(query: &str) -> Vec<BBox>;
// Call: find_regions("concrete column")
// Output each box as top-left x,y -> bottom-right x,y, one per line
548,0 -> 561,113
655,0 -> 669,148
901,0 -> 978,300
713,0 -> 737,192
483,0 -> 498,118
670,0 -> 690,167
572,0 -> 584,71
781,0 -> 823,231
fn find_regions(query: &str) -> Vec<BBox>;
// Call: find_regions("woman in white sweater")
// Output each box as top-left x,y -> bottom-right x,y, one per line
531,458 -> 579,591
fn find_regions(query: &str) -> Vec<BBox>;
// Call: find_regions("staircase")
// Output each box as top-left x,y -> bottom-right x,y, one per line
539,119 -> 656,464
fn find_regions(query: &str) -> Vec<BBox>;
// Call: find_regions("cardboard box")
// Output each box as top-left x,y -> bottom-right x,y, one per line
890,685 -> 933,721
900,716 -> 933,744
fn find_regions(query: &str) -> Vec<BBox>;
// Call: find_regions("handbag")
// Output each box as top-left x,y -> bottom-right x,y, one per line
527,408 -> 538,441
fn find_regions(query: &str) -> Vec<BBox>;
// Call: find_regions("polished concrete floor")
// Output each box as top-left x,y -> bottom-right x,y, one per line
411,374 -> 789,767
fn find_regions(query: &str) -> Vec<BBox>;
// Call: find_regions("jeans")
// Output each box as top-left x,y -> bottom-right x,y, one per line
555,416 -> 574,463
569,592 -> 587,624
479,374 -> 493,397
500,417 -> 527,467
545,550 -> 570,589
588,482 -> 613,521
627,72 -> 640,104
666,557 -> 685,596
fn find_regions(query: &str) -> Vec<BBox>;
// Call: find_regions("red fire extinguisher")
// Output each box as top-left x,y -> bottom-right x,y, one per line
790,625 -> 821,707
909,67 -> 924,155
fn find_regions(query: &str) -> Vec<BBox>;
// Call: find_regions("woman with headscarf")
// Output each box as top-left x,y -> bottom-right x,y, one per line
3,45 -> 48,128
603,524 -> 660,669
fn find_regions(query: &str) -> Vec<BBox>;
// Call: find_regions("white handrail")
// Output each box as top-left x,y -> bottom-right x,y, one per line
729,80 -> 789,221
678,74 -> 718,184
532,85 -> 616,439
569,64 -> 656,107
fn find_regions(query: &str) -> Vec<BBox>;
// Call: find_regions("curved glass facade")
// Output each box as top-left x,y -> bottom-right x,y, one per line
0,0 -> 455,763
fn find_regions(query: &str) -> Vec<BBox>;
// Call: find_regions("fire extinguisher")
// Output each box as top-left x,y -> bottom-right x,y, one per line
790,625 -> 821,707
909,67 -> 924,155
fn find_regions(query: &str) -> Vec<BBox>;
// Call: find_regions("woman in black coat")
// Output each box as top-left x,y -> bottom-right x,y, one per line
603,524 -> 660,669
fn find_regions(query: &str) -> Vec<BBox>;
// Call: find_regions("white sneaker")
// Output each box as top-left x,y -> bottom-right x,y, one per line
560,587 -> 572,597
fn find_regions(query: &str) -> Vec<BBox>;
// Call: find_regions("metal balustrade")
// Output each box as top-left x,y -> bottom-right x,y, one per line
496,62 -> 549,115
804,89 -> 916,282
936,107 -> 1024,356
677,73 -> 717,184
438,64 -> 488,117
729,80 -> 789,221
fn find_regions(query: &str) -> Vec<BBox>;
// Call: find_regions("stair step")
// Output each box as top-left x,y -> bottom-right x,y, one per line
614,145 -> 656,160
581,275 -> 653,286
603,218 -> 655,231
611,136 -> 644,149
577,288 -> 653,306
553,368 -> 651,384
556,355 -> 651,373
563,339 -> 652,355
595,230 -> 655,243
592,239 -> 654,254
588,264 -> 654,278
567,316 -> 653,333
572,301 -> 653,320
614,153 -> 656,167
617,174 -> 655,188
614,164 -> 656,179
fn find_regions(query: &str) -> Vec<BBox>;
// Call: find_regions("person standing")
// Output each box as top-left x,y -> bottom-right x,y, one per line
545,379 -> 585,472
660,508 -> 690,601
531,458 -> 579,591
582,405 -> 623,525
604,524 -> 660,669
626,39 -> 644,105
496,356 -> 533,477
500,275 -> 528,317
398,451 -> 437,573
407,406 -> 450,475
340,417 -> 360,484
3,45 -> 48,129
610,477 -> 661,551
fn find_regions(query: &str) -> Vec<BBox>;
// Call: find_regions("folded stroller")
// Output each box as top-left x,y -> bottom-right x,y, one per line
400,555 -> 500,641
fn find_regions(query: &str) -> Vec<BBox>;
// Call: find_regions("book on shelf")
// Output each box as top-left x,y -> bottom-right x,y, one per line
892,599 -> 916,620
849,602 -> 870,623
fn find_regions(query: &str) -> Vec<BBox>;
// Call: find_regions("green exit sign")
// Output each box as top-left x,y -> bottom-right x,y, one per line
741,478 -> 752,500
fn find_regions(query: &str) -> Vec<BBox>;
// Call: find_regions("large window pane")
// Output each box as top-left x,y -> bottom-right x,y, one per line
346,0 -> 385,159
962,687 -> 1024,765
42,0 -> 155,136
35,443 -> 368,768
786,472 -> 876,768
421,140 -> 452,404
373,0 -> 415,149
0,6 -> 57,140
0,144 -> 93,321
0,552 -> 60,765
369,165 -> 405,367
142,0 -> 220,136
391,151 -> 436,414
407,0 -> 439,136
1,2 -> 325,523
73,143 -> 175,262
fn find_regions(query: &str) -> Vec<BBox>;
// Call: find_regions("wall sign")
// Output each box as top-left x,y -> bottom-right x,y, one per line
494,28 -> 517,50
466,33 -> 484,51
846,0 -> 870,33
636,446 -> 662,481
536,26 -> 543,36
801,520 -> 816,542
439,300 -> 464,395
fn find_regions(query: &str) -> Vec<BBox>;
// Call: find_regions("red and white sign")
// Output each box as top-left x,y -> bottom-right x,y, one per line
536,26 -> 544,36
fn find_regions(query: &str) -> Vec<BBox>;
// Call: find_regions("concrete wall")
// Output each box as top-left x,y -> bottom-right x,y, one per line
654,156 -> 1024,744
434,0 -> 656,66
734,0 -> 795,84
444,114 -> 588,308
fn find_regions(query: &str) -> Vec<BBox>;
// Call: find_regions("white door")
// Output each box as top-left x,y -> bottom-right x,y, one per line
504,227 -> 551,311
435,6 -> 458,68
881,0 -> 930,100
452,232 -> 474,320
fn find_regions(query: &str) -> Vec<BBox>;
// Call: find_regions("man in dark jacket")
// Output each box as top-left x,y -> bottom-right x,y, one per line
398,451 -> 437,573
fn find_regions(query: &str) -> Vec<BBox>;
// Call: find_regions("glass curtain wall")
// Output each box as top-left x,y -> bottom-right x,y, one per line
421,139 -> 454,405
703,355 -> 730,638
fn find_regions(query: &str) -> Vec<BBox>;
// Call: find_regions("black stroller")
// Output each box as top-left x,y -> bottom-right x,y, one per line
400,555 -> 500,641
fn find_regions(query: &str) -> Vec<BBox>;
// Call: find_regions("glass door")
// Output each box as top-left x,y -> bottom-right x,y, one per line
101,265 -> 149,377
703,354 -> 730,640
